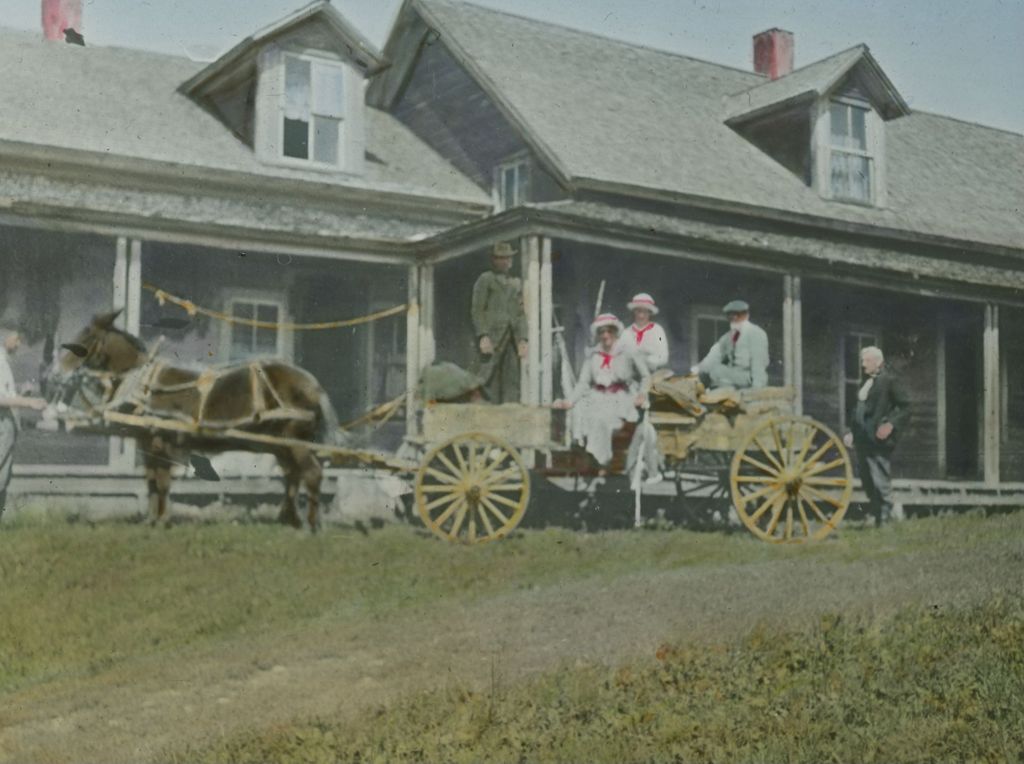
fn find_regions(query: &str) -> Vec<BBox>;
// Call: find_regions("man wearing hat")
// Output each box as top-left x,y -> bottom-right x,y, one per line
693,300 -> 769,390
553,314 -> 650,469
471,241 -> 529,403
622,293 -> 668,484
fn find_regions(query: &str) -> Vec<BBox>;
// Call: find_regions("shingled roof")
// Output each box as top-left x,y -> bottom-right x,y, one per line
0,27 -> 487,207
404,0 -> 1023,251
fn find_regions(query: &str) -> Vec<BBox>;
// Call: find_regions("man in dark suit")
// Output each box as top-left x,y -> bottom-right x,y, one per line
843,346 -> 911,527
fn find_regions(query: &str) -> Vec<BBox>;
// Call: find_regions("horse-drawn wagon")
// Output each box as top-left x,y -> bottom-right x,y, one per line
50,311 -> 853,544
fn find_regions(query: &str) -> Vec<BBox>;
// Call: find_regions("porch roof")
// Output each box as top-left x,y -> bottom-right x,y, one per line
419,200 -> 1024,302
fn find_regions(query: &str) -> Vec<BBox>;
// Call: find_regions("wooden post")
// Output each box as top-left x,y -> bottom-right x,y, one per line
405,265 -> 421,439
419,264 -> 436,369
983,303 -> 1000,485
126,239 -> 142,335
540,237 -> 553,406
523,236 -> 541,405
782,275 -> 803,414
935,322 -> 947,477
112,237 -> 127,329
792,275 -> 803,416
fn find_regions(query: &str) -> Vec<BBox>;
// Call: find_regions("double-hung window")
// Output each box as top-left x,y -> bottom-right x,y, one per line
283,54 -> 345,165
840,330 -> 878,426
690,307 -> 731,367
829,100 -> 873,203
226,298 -> 284,362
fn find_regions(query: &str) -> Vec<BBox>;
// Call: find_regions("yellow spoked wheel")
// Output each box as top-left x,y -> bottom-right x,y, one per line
730,416 -> 853,543
415,432 -> 530,544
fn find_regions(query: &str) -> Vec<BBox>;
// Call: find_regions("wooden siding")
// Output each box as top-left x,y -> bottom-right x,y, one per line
802,280 -> 952,480
392,38 -> 532,191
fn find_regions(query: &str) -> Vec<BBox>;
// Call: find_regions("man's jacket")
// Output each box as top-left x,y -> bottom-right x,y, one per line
849,369 -> 911,451
471,270 -> 528,348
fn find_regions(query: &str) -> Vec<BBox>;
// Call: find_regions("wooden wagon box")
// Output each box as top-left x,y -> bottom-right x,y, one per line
653,386 -> 796,458
421,403 -> 552,449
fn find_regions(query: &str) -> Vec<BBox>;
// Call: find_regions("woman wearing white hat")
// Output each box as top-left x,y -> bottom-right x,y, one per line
622,293 -> 669,371
553,314 -> 650,468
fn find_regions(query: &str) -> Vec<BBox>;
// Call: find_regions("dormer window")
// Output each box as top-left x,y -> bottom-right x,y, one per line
828,99 -> 872,203
283,54 -> 346,165
494,156 -> 529,211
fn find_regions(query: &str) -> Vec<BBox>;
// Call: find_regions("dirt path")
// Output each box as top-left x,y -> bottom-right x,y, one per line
1,531 -> 1020,763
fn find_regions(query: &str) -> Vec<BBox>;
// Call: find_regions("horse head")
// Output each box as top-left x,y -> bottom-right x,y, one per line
47,309 -> 148,407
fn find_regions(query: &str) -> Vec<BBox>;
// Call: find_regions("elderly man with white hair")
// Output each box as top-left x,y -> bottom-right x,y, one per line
842,346 -> 911,527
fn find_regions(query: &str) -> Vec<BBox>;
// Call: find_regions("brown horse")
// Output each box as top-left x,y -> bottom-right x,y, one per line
52,309 -> 340,530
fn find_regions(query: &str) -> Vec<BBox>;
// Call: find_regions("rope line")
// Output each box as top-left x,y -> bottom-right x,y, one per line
143,283 -> 407,331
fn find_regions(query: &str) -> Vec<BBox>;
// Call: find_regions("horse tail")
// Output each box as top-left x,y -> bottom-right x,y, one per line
316,390 -> 343,447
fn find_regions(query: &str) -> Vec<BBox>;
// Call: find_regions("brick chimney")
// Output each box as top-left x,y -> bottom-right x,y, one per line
753,28 -> 794,80
42,0 -> 82,41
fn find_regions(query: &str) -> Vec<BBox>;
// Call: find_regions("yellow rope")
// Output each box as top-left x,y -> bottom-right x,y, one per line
144,283 -> 407,331
338,394 -> 405,431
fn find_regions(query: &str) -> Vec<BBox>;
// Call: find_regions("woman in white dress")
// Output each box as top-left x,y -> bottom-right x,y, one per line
621,293 -> 669,484
553,314 -> 650,469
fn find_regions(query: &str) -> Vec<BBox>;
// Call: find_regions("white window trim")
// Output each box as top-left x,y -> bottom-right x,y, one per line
492,154 -> 530,212
689,305 -> 730,367
219,289 -> 293,364
812,96 -> 887,208
278,51 -> 347,170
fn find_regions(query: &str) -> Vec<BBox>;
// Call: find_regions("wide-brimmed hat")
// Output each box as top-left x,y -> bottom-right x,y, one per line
722,299 -> 750,314
591,313 -> 624,339
627,292 -> 659,315
492,241 -> 518,258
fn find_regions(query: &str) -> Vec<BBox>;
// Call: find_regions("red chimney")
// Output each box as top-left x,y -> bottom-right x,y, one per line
753,29 -> 794,80
42,0 -> 82,41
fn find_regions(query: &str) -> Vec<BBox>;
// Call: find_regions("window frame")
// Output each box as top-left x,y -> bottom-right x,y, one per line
219,290 -> 291,363
689,305 -> 731,368
814,94 -> 886,207
493,154 -> 531,212
276,51 -> 348,170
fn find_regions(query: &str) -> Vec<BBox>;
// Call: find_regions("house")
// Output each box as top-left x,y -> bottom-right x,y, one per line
2,0 -> 1022,510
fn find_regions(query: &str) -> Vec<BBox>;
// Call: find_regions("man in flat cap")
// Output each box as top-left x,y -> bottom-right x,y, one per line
471,242 -> 528,403
693,300 -> 769,390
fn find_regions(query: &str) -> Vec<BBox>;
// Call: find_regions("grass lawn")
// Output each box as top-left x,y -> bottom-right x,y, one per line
0,509 -> 1021,763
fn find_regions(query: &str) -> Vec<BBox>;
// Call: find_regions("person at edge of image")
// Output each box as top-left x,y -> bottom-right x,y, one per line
471,241 -> 528,404
620,293 -> 668,485
552,313 -> 650,473
691,299 -> 769,390
0,330 -> 48,517
843,345 -> 910,527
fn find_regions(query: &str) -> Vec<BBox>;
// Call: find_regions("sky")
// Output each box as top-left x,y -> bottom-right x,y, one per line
0,0 -> 1021,133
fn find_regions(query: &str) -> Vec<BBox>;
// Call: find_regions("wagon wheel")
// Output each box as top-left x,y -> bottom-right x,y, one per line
415,432 -> 530,544
730,415 -> 853,543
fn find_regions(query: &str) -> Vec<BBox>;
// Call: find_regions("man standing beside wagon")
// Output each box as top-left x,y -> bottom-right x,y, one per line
471,242 -> 528,404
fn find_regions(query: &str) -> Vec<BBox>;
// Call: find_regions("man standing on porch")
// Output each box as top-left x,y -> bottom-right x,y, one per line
471,242 -> 528,403
843,346 -> 911,527
0,331 -> 47,517
693,300 -> 769,389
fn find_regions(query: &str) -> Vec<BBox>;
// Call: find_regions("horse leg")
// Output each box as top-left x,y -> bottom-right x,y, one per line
276,453 -> 303,528
297,448 -> 324,533
154,462 -> 173,527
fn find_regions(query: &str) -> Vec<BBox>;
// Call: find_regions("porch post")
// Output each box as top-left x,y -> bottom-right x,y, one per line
126,239 -> 142,335
419,264 -> 436,369
782,275 -> 803,414
523,235 -> 541,405
405,264 -> 421,438
540,237 -> 554,405
983,303 -> 1000,485
112,237 -> 128,328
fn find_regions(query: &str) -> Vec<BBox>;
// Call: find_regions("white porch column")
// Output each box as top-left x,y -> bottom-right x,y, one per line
126,239 -> 142,334
782,274 -> 803,415
112,237 -> 128,328
983,303 -> 1001,485
418,264 -> 436,369
522,235 -> 541,405
540,237 -> 554,405
405,265 -> 421,439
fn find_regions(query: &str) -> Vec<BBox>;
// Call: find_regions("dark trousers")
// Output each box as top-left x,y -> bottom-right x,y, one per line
855,446 -> 893,525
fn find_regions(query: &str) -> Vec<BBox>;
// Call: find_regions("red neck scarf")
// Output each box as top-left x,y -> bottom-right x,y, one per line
632,323 -> 655,345
599,351 -> 613,369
